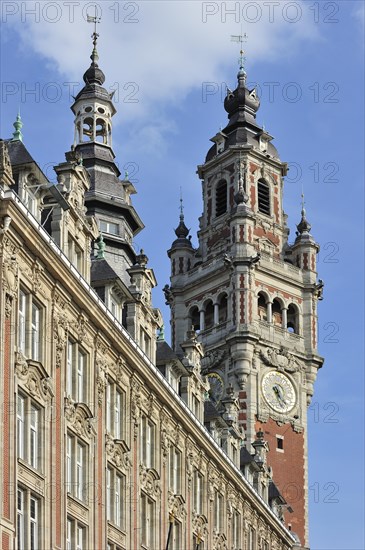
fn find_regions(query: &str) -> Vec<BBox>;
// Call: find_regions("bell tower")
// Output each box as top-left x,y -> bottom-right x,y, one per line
69,26 -> 144,287
167,52 -> 324,548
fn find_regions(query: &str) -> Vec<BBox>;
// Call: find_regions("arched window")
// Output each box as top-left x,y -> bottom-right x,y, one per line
204,300 -> 214,330
287,304 -> 299,334
272,299 -> 283,326
257,293 -> 267,321
218,294 -> 228,323
189,306 -> 200,332
215,180 -> 228,217
258,179 -> 270,215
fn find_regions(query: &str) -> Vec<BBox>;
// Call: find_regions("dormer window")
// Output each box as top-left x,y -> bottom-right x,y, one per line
215,180 -> 227,217
257,179 -> 271,216
100,220 -> 119,235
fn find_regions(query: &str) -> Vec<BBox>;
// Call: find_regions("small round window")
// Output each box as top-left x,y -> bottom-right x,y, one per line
98,107 -> 105,114
85,106 -> 92,113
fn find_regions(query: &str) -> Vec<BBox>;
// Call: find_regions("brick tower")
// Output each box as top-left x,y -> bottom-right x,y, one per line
167,55 -> 324,548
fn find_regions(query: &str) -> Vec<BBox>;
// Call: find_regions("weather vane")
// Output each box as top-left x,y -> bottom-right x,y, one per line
231,31 -> 248,70
87,7 -> 101,47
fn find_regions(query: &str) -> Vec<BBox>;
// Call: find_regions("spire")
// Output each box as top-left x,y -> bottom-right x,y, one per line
174,189 -> 189,239
12,110 -> 23,142
83,12 -> 105,86
296,193 -> 312,235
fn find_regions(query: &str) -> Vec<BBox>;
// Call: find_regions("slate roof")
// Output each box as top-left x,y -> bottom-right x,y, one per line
91,259 -> 119,283
7,140 -> 35,166
156,340 -> 178,363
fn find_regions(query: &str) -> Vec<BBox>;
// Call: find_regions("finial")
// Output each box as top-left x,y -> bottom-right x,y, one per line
87,8 -> 101,63
179,187 -> 184,220
96,233 -> 106,259
157,325 -> 165,341
12,110 -> 23,142
296,192 -> 312,235
124,170 -> 129,180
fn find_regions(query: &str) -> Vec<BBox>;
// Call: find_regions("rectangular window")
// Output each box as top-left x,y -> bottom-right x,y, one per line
107,466 -> 125,529
214,491 -> 223,533
193,470 -> 203,515
67,340 -> 88,403
18,290 -> 42,361
106,381 -> 124,440
141,493 -> 154,548
68,235 -> 83,272
169,447 -> 181,494
248,527 -> 256,550
67,517 -> 86,550
66,434 -> 87,502
141,416 -> 155,469
192,394 -> 200,419
232,509 -> 241,548
276,436 -> 284,452
100,220 -> 119,235
17,393 -> 41,471
17,488 -> 40,550
171,520 -> 182,550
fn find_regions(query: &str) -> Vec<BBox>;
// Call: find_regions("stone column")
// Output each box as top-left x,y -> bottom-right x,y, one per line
214,303 -> 219,325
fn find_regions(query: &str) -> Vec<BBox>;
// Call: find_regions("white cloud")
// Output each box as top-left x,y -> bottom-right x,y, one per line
8,1 -> 321,137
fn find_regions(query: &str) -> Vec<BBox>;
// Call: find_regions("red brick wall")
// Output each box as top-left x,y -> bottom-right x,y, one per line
256,418 -> 306,545
2,317 -> 11,520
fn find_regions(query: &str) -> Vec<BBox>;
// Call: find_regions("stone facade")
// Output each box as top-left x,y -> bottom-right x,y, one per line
0,33 -> 310,550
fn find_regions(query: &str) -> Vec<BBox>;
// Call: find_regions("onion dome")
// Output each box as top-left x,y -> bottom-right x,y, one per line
224,63 -> 260,124
83,44 -> 105,86
295,194 -> 316,245
170,197 -> 193,249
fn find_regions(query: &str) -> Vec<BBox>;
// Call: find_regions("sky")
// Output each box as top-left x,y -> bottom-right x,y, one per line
1,1 -> 364,548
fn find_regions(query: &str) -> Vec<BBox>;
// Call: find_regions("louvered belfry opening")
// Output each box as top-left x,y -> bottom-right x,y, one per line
215,180 -> 227,217
258,179 -> 270,215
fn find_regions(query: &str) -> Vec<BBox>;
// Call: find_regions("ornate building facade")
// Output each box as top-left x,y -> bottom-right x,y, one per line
0,30 -> 321,550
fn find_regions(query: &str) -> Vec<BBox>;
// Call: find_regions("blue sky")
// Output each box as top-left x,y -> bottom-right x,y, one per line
1,1 -> 364,548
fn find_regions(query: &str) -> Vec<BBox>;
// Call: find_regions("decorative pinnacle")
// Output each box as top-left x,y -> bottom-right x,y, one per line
296,192 -> 312,235
12,110 -> 23,142
174,188 -> 189,239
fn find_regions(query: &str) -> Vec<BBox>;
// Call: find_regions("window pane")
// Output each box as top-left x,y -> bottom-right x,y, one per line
17,395 -> 25,460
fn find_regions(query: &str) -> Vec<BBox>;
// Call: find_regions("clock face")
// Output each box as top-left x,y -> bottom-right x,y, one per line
261,371 -> 296,414
207,372 -> 224,404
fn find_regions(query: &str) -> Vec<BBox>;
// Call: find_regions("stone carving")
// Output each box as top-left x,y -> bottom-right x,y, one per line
201,348 -> 226,372
65,399 -> 96,440
130,379 -> 142,439
53,313 -> 68,368
260,346 -> 302,373
139,465 -> 161,497
168,492 -> 186,521
3,254 -> 18,317
95,355 -> 109,406
0,139 -> 14,187
213,532 -> 228,550
15,353 -> 53,401
105,433 -> 131,470
29,259 -> 43,296
192,512 -> 208,541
